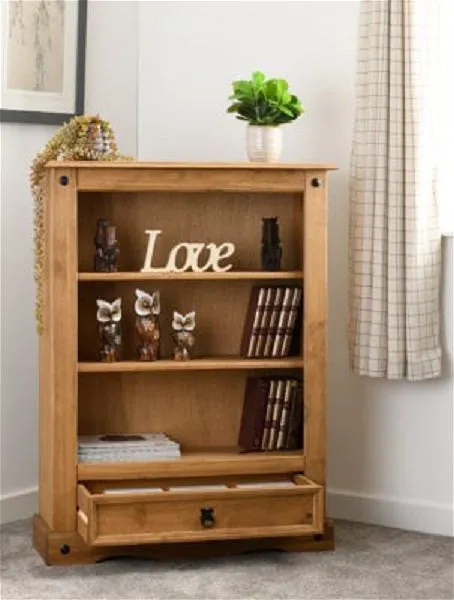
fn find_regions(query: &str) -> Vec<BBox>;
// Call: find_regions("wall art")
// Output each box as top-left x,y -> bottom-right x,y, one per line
0,0 -> 87,124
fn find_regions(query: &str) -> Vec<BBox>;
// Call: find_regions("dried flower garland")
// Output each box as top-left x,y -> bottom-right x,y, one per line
30,115 -> 132,333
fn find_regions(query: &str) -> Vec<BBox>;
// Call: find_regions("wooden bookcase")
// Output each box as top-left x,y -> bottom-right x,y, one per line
33,162 -> 335,565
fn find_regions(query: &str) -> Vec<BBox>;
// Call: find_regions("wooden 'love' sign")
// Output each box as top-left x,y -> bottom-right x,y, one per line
141,230 -> 235,273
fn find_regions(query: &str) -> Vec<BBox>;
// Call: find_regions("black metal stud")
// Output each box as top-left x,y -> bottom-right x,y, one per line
60,544 -> 70,555
311,178 -> 322,188
59,175 -> 69,186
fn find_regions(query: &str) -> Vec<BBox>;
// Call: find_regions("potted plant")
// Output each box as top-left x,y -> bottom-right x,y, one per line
227,71 -> 304,162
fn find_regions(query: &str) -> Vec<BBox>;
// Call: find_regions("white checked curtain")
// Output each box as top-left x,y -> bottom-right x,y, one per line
349,0 -> 442,381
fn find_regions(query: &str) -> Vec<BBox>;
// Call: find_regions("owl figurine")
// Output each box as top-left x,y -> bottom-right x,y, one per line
172,311 -> 196,360
135,289 -> 161,361
96,298 -> 122,362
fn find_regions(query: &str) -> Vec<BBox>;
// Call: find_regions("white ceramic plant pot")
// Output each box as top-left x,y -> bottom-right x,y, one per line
246,125 -> 283,162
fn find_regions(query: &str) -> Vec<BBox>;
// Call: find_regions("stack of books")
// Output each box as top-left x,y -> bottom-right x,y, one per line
240,286 -> 302,358
77,433 -> 181,463
238,376 -> 302,452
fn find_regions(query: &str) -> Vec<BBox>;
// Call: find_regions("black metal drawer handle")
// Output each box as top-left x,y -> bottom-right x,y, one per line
200,507 -> 215,528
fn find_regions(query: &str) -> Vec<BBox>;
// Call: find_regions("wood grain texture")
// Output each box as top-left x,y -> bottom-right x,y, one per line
78,271 -> 303,281
78,282 -> 303,362
48,161 -> 337,170
77,192 -> 302,272
77,449 -> 305,480
38,169 -> 53,527
77,358 -> 303,372
77,371 -> 302,449
77,476 -> 322,546
302,172 -> 327,485
77,169 -> 310,192
36,163 -> 332,563
39,168 -> 78,532
33,514 -> 334,565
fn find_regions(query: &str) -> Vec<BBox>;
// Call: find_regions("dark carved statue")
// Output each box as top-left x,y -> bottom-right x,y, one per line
94,218 -> 119,272
261,217 -> 282,271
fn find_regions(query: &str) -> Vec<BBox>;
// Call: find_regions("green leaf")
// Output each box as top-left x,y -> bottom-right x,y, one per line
227,103 -> 242,113
228,72 -> 303,125
279,106 -> 294,118
275,79 -> 289,93
264,80 -> 278,101
232,80 -> 253,99
252,71 -> 265,88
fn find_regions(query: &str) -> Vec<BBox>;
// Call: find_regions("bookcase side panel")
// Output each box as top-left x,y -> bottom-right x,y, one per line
303,171 -> 328,485
39,167 -> 78,531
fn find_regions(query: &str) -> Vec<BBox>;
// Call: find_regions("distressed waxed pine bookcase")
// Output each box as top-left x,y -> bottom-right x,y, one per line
33,162 -> 335,565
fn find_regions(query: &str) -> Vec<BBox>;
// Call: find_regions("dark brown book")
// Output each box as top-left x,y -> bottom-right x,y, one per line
263,287 -> 284,357
240,287 -> 267,358
260,379 -> 277,450
254,287 -> 276,357
280,287 -> 302,357
271,287 -> 294,357
276,378 -> 297,449
238,377 -> 270,452
267,378 -> 286,450
285,382 -> 303,450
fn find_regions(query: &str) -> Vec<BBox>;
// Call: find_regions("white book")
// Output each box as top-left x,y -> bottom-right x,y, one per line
78,447 -> 181,456
78,452 -> 181,461
78,433 -> 178,449
78,453 -> 181,463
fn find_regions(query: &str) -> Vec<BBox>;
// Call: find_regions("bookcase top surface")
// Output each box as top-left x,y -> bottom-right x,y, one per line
46,161 -> 337,171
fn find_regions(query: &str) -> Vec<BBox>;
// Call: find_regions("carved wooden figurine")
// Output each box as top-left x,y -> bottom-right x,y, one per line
96,298 -> 122,362
261,217 -> 282,271
135,289 -> 161,361
94,218 -> 119,272
172,311 -> 196,360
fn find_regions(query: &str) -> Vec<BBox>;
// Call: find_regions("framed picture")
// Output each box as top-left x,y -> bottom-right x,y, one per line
0,0 -> 87,125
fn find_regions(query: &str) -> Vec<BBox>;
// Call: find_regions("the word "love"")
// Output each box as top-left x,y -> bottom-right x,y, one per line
141,230 -> 235,273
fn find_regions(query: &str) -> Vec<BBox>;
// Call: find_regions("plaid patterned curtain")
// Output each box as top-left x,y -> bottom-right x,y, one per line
349,0 -> 442,380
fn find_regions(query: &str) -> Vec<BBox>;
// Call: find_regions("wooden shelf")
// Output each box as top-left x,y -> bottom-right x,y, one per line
78,357 -> 304,373
77,447 -> 305,480
48,160 -> 337,170
78,271 -> 303,282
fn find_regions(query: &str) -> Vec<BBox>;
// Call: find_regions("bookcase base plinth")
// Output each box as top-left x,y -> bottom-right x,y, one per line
33,515 -> 334,566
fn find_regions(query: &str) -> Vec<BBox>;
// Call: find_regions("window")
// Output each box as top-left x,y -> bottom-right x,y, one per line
433,0 -> 454,235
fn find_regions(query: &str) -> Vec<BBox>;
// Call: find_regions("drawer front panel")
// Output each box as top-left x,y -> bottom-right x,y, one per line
77,477 -> 324,547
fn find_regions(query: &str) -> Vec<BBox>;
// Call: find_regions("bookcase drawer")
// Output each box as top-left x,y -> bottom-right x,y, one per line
77,475 -> 324,547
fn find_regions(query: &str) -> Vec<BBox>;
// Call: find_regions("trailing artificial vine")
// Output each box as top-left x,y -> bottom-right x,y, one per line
30,114 -> 132,333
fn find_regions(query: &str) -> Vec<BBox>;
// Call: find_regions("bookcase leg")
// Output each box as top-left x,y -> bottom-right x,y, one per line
277,520 -> 334,553
33,515 -> 106,565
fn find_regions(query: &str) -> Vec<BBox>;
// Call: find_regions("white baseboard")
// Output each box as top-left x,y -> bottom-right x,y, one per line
1,486 -> 452,537
0,487 -> 38,525
327,487 -> 454,537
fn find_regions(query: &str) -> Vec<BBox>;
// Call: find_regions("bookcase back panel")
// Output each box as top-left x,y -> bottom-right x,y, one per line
78,371 -> 247,448
78,192 -> 303,272
78,281 -> 302,361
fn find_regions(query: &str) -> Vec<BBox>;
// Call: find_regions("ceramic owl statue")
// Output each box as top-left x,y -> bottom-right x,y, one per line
135,289 -> 161,361
96,298 -> 122,362
172,311 -> 196,360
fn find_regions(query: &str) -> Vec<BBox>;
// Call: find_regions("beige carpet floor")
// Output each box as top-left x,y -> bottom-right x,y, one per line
1,519 -> 453,599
